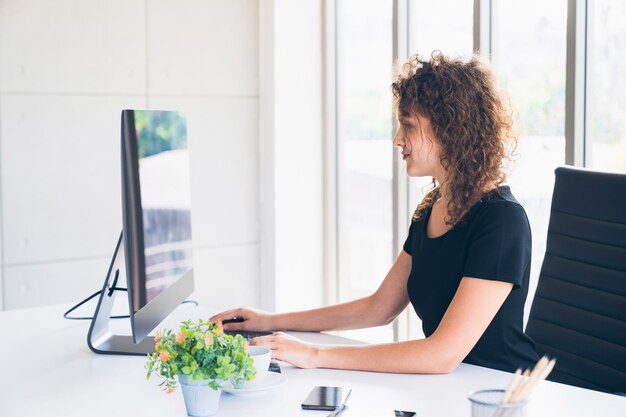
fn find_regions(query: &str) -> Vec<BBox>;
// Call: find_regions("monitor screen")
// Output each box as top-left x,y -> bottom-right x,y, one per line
121,109 -> 194,323
133,110 -> 193,308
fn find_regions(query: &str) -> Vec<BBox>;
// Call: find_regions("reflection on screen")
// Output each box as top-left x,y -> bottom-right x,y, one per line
135,110 -> 192,305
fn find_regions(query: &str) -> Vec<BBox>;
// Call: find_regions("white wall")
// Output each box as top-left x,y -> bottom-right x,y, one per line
0,0 -> 261,312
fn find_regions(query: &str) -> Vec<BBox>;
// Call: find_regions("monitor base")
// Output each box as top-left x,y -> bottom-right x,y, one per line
87,231 -> 155,356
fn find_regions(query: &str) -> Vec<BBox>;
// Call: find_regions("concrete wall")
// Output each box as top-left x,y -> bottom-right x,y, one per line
0,0 -> 261,312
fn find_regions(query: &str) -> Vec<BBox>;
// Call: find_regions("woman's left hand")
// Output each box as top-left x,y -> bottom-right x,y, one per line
250,332 -> 320,369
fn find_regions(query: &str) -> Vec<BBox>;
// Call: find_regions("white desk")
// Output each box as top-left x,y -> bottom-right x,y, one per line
1,303 -> 624,417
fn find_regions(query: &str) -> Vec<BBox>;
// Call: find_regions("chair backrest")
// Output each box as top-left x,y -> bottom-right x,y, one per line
526,166 -> 626,394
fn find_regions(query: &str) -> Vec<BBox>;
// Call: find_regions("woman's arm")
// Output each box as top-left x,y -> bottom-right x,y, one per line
252,277 -> 513,374
210,251 -> 412,332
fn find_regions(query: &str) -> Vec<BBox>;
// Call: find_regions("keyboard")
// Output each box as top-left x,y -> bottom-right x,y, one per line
224,330 -> 272,340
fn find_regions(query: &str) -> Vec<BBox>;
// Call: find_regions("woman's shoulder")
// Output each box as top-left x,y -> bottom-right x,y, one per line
409,203 -> 433,226
472,186 -> 530,227
478,185 -> 523,207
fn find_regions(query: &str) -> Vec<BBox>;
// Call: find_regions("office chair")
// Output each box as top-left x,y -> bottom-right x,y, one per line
526,166 -> 626,394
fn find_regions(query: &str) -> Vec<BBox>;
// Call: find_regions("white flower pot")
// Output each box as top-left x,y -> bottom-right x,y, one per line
178,375 -> 222,417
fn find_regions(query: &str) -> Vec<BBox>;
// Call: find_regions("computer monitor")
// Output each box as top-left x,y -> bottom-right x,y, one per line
87,109 -> 194,355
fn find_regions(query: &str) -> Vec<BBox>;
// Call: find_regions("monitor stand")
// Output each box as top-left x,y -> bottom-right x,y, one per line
87,231 -> 155,355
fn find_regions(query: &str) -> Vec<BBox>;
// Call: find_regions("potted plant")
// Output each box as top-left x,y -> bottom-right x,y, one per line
146,319 -> 256,417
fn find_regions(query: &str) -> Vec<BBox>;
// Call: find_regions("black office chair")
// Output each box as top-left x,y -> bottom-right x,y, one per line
526,166 -> 626,394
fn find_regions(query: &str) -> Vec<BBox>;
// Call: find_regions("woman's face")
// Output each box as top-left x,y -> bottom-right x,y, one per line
392,113 -> 443,178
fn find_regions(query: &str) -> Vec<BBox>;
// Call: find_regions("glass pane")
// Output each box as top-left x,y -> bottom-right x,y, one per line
409,0 -> 474,58
587,1 -> 626,173
336,0 -> 393,343
491,0 -> 567,325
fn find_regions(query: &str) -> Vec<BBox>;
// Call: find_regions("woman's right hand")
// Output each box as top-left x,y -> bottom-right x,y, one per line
209,307 -> 276,332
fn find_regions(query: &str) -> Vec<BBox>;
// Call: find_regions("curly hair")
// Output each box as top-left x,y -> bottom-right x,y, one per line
391,52 -> 517,225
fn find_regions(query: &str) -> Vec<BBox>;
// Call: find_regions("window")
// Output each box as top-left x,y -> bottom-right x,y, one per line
586,1 -> 626,172
325,0 -> 617,344
335,0 -> 394,342
491,0 -> 567,323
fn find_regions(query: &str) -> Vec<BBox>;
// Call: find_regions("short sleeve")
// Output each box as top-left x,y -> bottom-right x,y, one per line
403,221 -> 416,255
462,202 -> 531,288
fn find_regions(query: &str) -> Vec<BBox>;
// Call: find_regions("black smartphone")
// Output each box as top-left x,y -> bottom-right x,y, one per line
301,386 -> 350,411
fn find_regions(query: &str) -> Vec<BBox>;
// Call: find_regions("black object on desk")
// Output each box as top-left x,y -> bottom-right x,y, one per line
222,317 -> 273,340
394,411 -> 416,417
269,361 -> 281,373
302,386 -> 351,411
222,317 -> 245,324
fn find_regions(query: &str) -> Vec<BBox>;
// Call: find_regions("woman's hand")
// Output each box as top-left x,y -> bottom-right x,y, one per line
209,307 -> 275,332
251,332 -> 320,369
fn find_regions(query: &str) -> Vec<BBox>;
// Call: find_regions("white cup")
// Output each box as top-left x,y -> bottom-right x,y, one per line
232,346 -> 272,388
247,346 -> 272,384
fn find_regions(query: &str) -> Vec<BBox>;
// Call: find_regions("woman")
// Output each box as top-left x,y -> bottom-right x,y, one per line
211,52 -> 539,374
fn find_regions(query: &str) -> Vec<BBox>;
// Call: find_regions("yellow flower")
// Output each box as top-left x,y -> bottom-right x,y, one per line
213,321 -> 224,335
243,341 -> 249,352
154,330 -> 161,342
159,351 -> 171,362
176,332 -> 186,343
204,333 -> 214,346
155,342 -> 162,351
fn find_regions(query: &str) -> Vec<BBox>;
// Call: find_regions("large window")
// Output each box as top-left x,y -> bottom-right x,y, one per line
491,0 -> 567,324
586,1 -> 626,172
326,0 -> 624,344
335,0 -> 394,342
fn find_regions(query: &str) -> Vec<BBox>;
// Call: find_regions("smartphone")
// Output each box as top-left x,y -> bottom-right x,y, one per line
394,411 -> 417,417
301,386 -> 350,411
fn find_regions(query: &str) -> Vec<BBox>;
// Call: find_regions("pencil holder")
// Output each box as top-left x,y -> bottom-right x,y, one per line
468,389 -> 526,417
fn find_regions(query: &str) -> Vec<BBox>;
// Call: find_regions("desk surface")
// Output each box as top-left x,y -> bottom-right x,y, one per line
1,303 -> 624,417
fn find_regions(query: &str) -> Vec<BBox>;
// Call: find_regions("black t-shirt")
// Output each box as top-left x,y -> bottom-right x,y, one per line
403,186 -> 539,372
